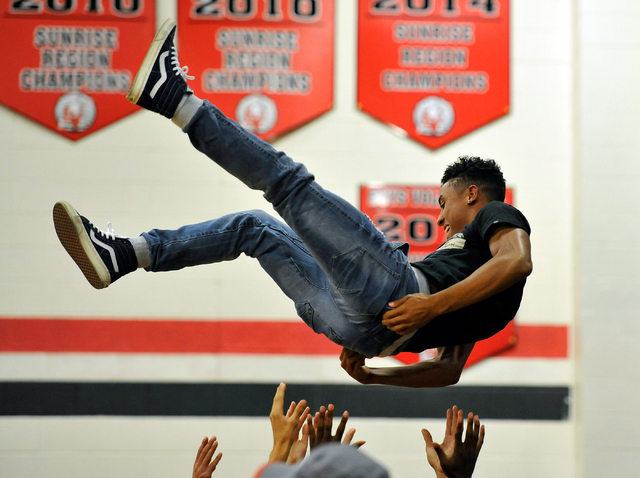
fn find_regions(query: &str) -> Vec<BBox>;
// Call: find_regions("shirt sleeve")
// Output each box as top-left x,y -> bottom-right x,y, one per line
474,201 -> 531,244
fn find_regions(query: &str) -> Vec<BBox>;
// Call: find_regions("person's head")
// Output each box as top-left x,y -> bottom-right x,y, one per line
258,444 -> 389,478
438,156 -> 506,239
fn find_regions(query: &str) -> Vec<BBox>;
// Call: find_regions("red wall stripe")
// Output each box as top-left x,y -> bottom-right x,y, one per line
501,325 -> 568,358
0,318 -> 567,358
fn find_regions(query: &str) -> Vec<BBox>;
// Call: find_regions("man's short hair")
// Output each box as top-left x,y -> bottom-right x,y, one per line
441,155 -> 506,202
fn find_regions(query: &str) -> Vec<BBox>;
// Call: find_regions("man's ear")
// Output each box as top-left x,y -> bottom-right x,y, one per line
466,185 -> 479,205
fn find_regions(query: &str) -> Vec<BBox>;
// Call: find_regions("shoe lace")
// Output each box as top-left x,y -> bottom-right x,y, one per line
89,219 -> 116,241
171,46 -> 194,81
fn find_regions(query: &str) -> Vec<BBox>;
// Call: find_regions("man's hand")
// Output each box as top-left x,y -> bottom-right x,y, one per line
192,436 -> 222,478
382,293 -> 442,335
340,348 -> 371,384
308,404 -> 365,450
269,382 -> 310,463
340,344 -> 473,388
422,406 -> 485,478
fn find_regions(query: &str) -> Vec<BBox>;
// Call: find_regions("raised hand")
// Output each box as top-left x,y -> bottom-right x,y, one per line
422,406 -> 485,478
192,436 -> 222,478
308,404 -> 365,450
268,382 -> 310,463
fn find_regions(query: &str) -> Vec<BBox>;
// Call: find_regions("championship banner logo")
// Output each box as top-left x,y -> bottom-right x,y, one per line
177,0 -> 334,141
360,184 -> 516,366
357,0 -> 509,150
0,0 -> 156,141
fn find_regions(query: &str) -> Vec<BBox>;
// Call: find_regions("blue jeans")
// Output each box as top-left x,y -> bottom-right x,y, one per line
142,101 -> 419,357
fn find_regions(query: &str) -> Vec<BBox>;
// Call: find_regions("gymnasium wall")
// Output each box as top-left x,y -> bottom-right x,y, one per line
3,0 -> 629,477
576,1 -> 640,476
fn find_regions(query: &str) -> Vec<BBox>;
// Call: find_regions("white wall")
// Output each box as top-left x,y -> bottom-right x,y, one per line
0,1 -> 583,477
576,1 -> 640,476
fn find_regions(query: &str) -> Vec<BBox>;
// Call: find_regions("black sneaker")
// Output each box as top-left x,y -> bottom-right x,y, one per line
53,201 -> 138,289
126,18 -> 194,118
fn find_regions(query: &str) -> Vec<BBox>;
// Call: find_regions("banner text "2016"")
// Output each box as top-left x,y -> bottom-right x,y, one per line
191,0 -> 322,21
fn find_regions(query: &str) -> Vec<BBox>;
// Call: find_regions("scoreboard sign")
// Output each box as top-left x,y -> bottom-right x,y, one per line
357,0 -> 509,150
360,183 -> 517,366
0,0 -> 156,141
178,0 -> 335,141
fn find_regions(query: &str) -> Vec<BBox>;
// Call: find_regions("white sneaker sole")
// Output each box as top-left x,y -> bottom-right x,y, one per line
126,18 -> 177,105
53,201 -> 111,290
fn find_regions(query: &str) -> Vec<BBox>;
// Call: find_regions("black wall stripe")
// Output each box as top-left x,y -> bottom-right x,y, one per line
0,382 -> 569,420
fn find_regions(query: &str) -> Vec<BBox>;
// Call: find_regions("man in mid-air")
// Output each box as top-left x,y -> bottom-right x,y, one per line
53,19 -> 532,388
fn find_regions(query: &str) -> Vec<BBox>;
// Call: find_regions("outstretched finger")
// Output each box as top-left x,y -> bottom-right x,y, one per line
421,428 -> 434,447
285,401 -> 296,418
451,407 -> 464,439
477,424 -> 485,453
307,415 -> 317,447
292,399 -> 309,422
445,407 -> 454,437
316,407 -> 326,442
334,411 -> 349,440
464,412 -> 475,444
271,383 -> 287,416
471,415 -> 481,442
194,436 -> 208,465
295,407 -> 310,434
206,450 -> 223,475
322,404 -> 335,439
342,427 -> 355,444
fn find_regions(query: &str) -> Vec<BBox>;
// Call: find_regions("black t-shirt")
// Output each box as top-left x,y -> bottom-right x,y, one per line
406,201 -> 531,352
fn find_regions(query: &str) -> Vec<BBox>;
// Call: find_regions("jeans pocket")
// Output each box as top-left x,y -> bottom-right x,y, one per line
330,246 -> 400,316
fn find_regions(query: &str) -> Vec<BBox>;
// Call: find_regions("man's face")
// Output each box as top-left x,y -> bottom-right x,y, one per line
437,180 -> 471,239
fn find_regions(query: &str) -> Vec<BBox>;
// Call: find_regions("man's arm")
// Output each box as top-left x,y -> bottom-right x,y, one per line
383,225 -> 532,335
340,343 -> 474,388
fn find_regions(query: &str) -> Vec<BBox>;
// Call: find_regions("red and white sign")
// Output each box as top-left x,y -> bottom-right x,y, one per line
0,0 -> 156,141
177,0 -> 334,142
357,0 -> 509,150
360,183 -> 516,366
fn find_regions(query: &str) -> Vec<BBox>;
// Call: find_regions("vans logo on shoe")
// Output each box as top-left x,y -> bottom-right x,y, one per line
90,230 -> 120,273
149,51 -> 170,98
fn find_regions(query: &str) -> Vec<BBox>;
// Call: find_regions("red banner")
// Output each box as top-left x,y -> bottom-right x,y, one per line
177,0 -> 334,141
0,0 -> 156,141
360,183 -> 515,365
357,0 -> 509,150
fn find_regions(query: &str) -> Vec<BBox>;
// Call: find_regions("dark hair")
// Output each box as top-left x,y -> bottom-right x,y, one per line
441,156 -> 506,202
